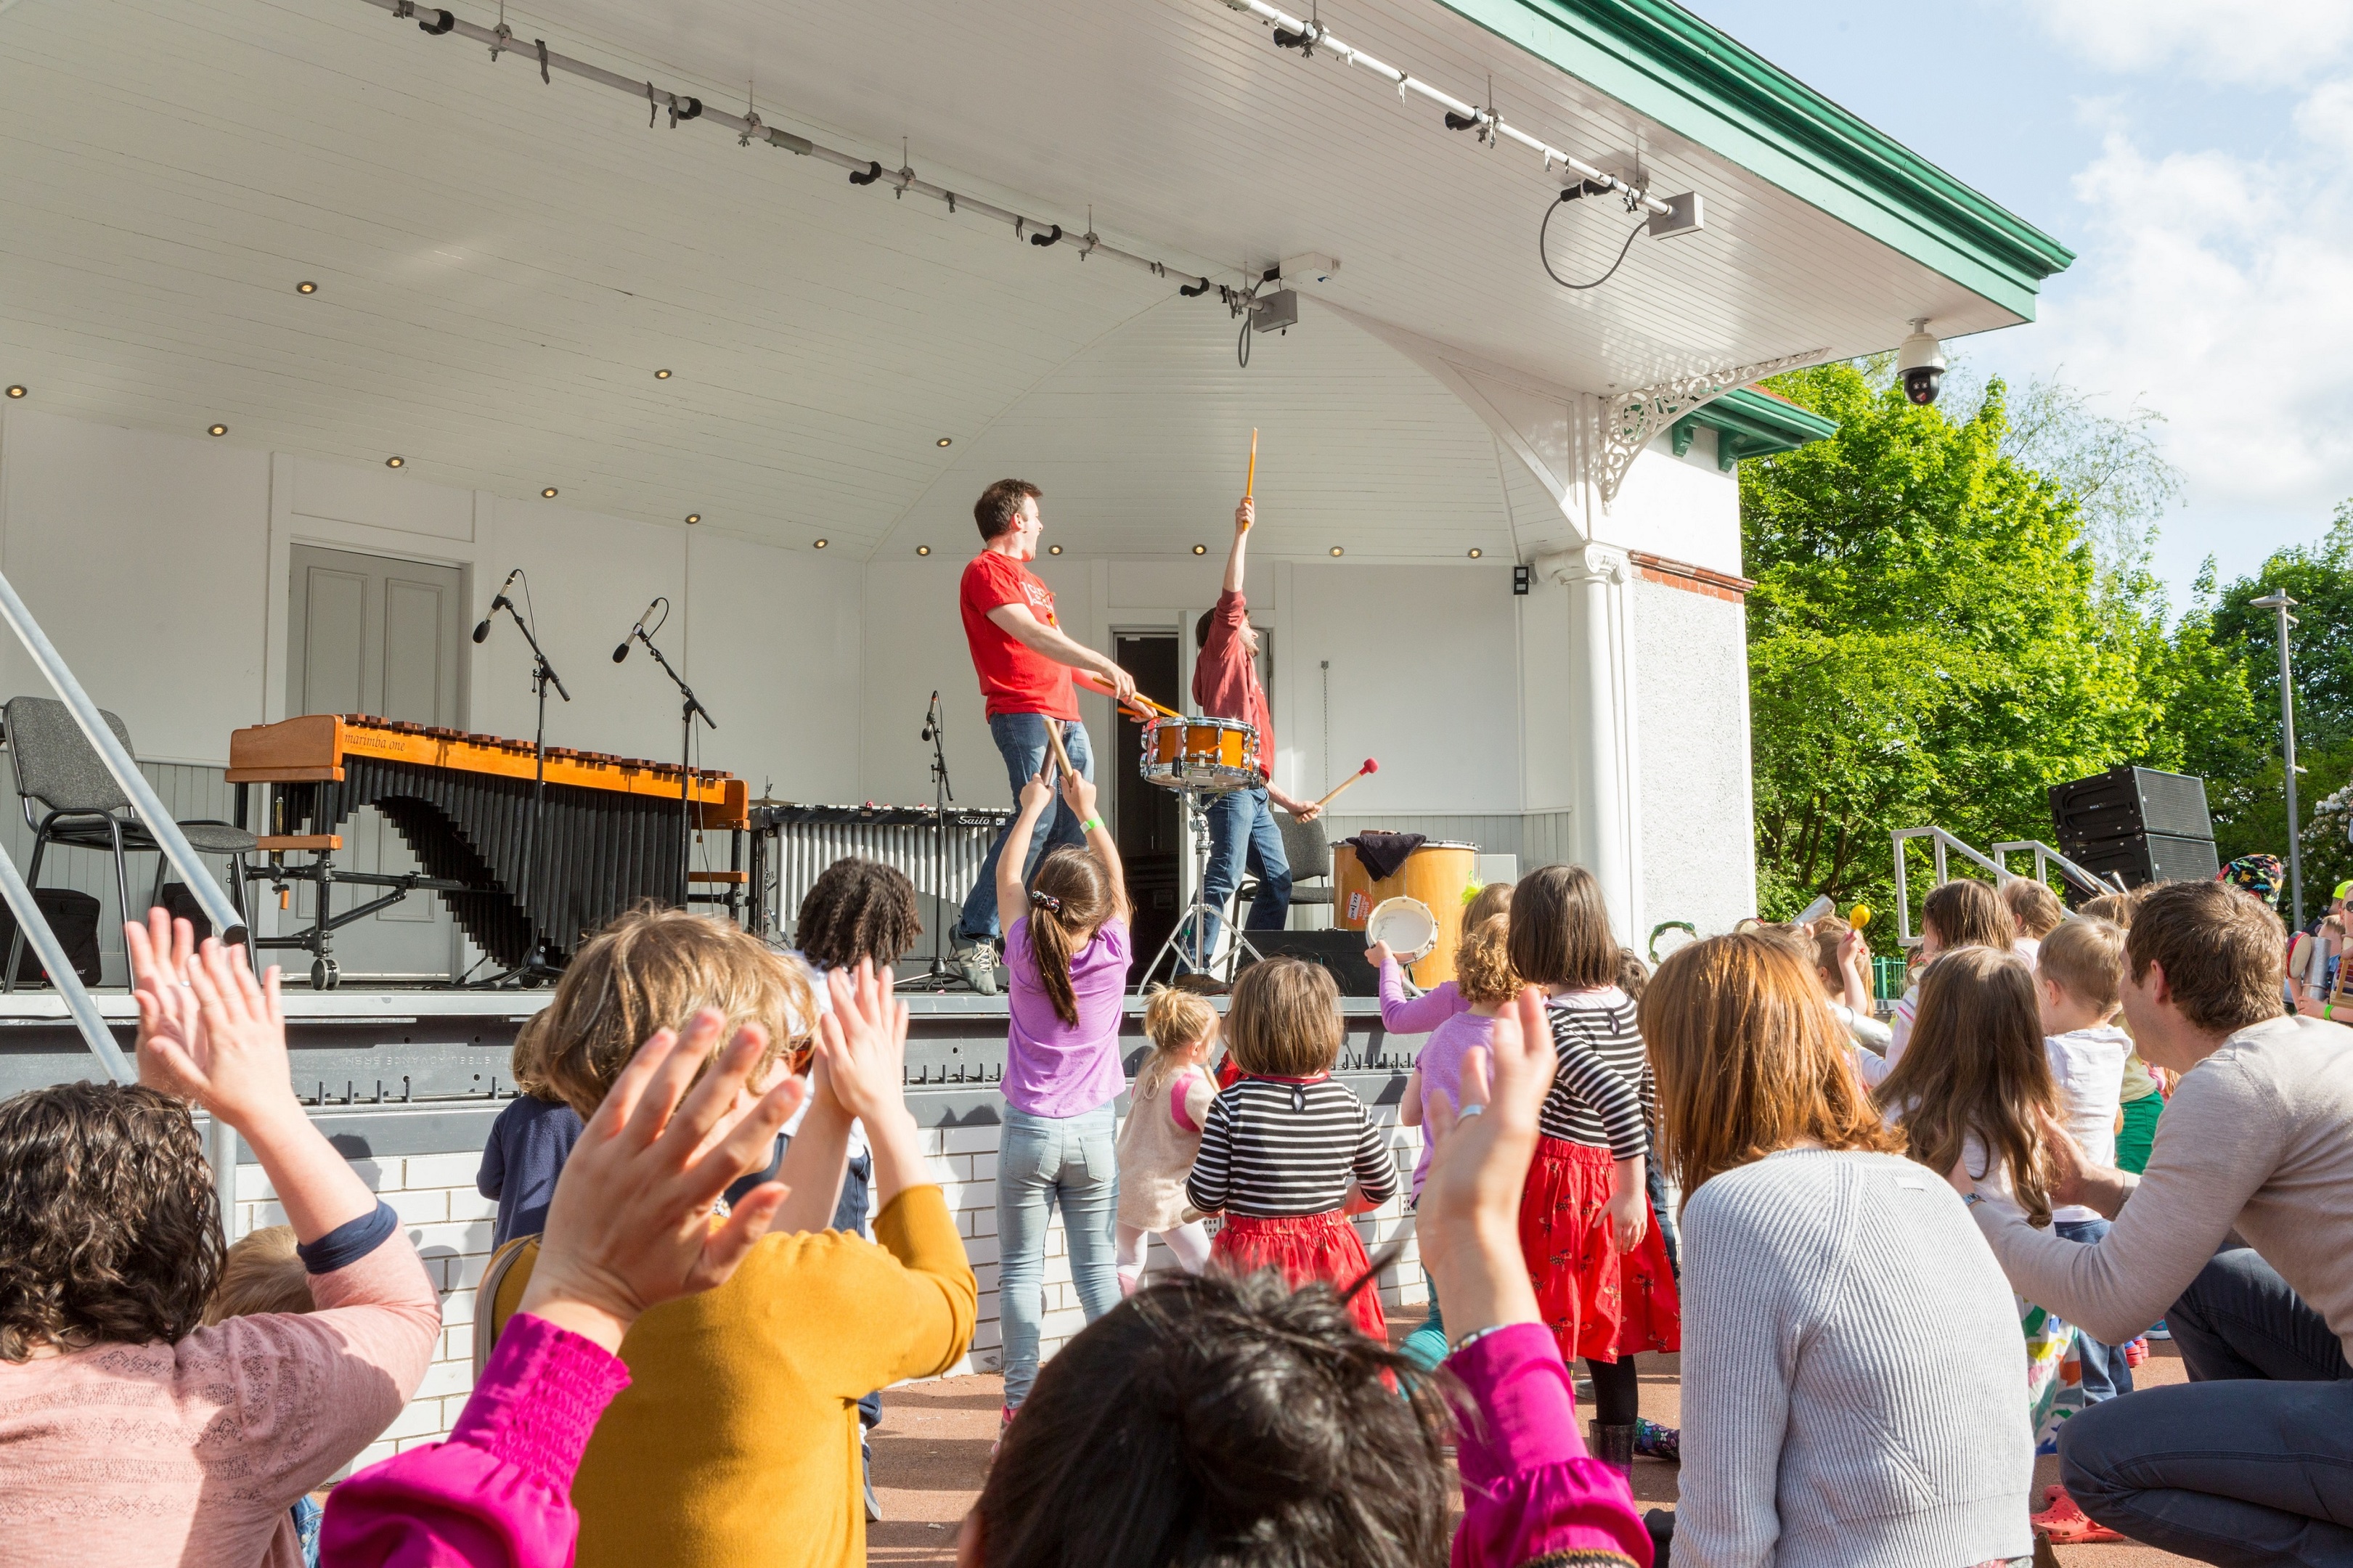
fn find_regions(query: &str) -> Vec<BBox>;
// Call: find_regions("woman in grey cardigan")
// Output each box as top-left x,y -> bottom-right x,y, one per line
1642,934 -> 2033,1568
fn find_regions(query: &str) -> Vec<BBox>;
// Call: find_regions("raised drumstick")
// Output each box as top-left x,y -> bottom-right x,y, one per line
1041,719 -> 1075,783
1245,428 -> 1258,505
1313,757 -> 1378,810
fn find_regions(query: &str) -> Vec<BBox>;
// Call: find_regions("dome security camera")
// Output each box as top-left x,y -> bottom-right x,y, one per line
1897,319 -> 1946,407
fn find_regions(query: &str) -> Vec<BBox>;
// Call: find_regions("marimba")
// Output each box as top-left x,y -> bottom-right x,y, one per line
228,714 -> 748,985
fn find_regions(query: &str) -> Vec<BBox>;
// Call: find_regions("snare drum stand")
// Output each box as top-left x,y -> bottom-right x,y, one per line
1135,783 -> 1260,993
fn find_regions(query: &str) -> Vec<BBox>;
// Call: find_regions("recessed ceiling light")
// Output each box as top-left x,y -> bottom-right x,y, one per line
1467,547 -> 1482,558
685,513 -> 700,525
4,385 -> 23,399
1191,544 -> 1207,555
654,369 -> 672,380
208,424 -> 228,437
1048,544 -> 1063,555
813,538 -> 828,549
916,545 -> 933,556
386,456 -> 404,468
296,281 -> 318,295
937,437 -> 953,447
1329,546 -> 1344,557
542,487 -> 559,498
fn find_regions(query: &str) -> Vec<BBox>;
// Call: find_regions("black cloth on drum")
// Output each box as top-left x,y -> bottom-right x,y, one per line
1341,831 -> 1425,881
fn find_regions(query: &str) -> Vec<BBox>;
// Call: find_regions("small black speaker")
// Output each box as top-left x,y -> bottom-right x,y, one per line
2052,764 -> 2215,849
2065,830 -> 2221,889
1233,929 -> 1378,997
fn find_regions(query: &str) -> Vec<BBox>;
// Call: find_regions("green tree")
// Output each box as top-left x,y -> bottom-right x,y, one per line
1740,363 -> 2250,939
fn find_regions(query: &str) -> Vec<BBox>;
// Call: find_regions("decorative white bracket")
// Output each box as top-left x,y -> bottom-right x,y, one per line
1594,348 -> 1831,506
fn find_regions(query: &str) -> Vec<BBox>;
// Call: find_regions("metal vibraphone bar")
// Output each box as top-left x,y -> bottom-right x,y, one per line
746,803 -> 1013,942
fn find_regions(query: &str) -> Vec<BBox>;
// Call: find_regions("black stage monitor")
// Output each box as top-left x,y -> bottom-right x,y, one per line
2063,830 -> 2222,890
2051,764 -> 2215,851
1233,929 -> 1379,997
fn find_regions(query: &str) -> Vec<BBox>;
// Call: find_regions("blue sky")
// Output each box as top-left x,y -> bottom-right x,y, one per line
1682,0 -> 2353,608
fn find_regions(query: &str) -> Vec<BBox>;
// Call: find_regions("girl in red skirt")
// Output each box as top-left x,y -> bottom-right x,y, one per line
1186,957 -> 1398,1339
1505,865 -> 1681,1463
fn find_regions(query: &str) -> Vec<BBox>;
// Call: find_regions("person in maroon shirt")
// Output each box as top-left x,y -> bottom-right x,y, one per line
949,479 -> 1138,992
1191,497 -> 1321,968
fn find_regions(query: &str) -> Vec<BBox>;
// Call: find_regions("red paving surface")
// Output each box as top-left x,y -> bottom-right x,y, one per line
866,1340 -> 2201,1566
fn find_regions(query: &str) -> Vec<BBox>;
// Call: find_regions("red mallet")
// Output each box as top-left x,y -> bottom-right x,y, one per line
1313,757 -> 1378,810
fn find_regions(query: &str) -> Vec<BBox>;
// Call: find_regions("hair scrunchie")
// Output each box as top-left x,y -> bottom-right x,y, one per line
1029,889 -> 1064,914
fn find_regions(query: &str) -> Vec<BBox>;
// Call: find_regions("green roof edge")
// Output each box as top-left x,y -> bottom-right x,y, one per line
1432,0 -> 2076,322
1675,386 -> 1838,466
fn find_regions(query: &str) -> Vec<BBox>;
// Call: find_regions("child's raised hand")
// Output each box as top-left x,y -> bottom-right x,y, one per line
1019,770 -> 1055,817
1366,940 -> 1395,971
520,1009 -> 807,1353
1061,769 -> 1099,826
816,960 -> 913,1129
1417,987 -> 1556,1339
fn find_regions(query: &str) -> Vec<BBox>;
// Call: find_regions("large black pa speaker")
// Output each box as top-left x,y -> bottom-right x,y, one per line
2064,830 -> 2221,890
1233,929 -> 1378,997
2051,764 -> 2215,849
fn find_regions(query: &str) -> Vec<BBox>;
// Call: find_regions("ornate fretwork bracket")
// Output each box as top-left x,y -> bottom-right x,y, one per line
1594,348 -> 1831,505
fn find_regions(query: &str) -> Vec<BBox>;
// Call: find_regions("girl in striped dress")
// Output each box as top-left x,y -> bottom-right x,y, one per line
1507,865 -> 1679,1457
1187,957 -> 1399,1340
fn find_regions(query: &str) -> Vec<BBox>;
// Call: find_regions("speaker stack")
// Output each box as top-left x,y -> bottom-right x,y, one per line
2049,764 -> 2219,895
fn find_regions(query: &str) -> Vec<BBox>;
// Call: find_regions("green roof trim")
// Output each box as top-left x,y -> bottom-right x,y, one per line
1432,0 -> 2075,321
1673,386 -> 1838,470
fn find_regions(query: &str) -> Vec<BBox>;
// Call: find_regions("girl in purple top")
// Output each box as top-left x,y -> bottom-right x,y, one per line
1372,878 -> 1514,1035
992,767 -> 1130,1426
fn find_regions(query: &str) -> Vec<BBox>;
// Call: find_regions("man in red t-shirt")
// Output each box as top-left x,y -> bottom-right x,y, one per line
1192,497 -> 1321,965
948,478 -> 1138,991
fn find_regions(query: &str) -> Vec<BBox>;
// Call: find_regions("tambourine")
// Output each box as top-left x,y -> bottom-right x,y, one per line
1363,895 -> 1439,965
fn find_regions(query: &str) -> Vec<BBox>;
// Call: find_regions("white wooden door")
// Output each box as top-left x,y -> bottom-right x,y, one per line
285,545 -> 467,980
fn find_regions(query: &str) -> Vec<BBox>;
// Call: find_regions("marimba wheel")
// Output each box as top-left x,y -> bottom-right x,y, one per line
310,957 -> 340,992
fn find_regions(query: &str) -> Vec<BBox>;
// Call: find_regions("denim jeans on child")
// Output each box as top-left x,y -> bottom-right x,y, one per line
996,1101 -> 1121,1408
2055,1217 -> 2134,1404
2062,1246 -> 2353,1564
1193,784 -> 1291,965
953,714 -> 1095,948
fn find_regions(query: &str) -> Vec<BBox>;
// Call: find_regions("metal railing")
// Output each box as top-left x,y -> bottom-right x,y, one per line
1891,826 -> 2127,947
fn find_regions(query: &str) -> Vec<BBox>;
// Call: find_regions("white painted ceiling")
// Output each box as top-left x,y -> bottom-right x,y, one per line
0,0 -> 2037,558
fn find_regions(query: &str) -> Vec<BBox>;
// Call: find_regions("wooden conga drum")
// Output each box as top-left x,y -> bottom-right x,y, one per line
1332,841 -> 1478,988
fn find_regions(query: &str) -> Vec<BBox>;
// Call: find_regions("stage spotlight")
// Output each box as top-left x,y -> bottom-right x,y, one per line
4,386 -> 23,399
386,456 -> 405,469
542,487 -> 559,498
916,545 -> 931,556
814,538 -> 829,549
1467,547 -> 1482,558
296,281 -> 318,295
1329,546 -> 1344,557
208,424 -> 229,437
937,437 -> 953,447
685,513 -> 701,525
655,369 -> 672,380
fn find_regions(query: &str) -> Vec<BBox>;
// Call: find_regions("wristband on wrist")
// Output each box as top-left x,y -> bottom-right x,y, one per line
1079,814 -> 1104,835
1446,1322 -> 1515,1356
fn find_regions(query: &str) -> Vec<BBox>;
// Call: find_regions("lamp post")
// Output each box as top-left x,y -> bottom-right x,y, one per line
2252,589 -> 2304,929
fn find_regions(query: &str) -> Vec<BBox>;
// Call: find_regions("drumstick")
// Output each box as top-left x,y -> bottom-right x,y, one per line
1041,719 -> 1075,784
1245,428 -> 1257,507
1074,671 -> 1178,719
1313,757 -> 1378,810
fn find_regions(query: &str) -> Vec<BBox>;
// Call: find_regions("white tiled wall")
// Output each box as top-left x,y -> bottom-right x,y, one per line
238,1097 -> 1427,1464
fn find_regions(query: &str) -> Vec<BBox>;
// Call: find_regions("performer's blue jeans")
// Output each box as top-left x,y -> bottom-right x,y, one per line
1192,783 -> 1290,966
953,712 -> 1093,948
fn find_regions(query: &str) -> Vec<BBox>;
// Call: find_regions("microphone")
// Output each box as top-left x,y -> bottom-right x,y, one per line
921,690 -> 939,742
613,597 -> 661,663
473,568 -> 522,643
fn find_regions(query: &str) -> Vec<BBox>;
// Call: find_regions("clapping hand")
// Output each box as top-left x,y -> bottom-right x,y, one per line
1418,987 -> 1557,1337
815,960 -> 912,1128
518,1008 -> 808,1353
126,911 -> 293,1134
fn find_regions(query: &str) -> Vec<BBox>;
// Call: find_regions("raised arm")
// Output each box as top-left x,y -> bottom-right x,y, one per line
1374,944 -> 1461,1034
1223,499 -> 1252,595
1061,769 -> 1130,924
995,772 -> 1055,936
985,602 -> 1136,703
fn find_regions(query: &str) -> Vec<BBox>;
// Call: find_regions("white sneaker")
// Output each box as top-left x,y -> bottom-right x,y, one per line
954,942 -> 999,996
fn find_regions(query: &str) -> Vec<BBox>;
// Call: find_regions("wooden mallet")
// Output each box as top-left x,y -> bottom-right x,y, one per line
1313,757 -> 1378,810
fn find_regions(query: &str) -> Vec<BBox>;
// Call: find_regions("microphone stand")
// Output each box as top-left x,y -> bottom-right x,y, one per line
623,622 -> 714,909
900,691 -> 964,992
477,594 -> 570,987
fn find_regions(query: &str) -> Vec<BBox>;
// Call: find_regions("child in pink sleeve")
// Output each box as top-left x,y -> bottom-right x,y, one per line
1374,881 -> 1513,1037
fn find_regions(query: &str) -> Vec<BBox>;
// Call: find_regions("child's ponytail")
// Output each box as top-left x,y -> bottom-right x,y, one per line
1025,845 -> 1115,1026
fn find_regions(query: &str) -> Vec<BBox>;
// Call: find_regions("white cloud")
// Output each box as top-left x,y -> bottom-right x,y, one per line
2025,0 -> 2353,84
2021,96 -> 2353,550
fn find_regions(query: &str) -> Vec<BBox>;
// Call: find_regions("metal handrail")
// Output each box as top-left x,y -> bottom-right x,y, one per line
1990,840 -> 2129,901
1893,826 -> 2129,947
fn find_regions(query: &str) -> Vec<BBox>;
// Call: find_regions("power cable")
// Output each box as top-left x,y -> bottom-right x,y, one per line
1540,196 -> 1646,293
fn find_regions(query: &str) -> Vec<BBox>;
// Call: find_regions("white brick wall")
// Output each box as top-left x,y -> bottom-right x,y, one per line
242,1094 -> 1431,1463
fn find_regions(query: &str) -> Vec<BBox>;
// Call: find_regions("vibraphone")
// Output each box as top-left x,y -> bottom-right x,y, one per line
746,800 -> 1012,943
228,714 -> 748,986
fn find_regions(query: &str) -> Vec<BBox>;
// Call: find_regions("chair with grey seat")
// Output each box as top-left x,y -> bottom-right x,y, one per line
1,696 -> 256,990
1232,810 -> 1336,935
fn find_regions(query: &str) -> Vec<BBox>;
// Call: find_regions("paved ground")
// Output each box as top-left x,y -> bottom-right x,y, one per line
866,1339 -> 2200,1566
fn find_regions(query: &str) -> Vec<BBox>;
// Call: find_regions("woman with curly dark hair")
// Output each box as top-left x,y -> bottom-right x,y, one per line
0,910 -> 439,1567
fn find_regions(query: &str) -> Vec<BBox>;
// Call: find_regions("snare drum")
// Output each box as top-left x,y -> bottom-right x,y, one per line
1333,841 -> 1477,987
1139,715 -> 1260,793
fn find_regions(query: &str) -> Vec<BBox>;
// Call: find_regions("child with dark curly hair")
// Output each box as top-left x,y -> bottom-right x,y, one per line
0,910 -> 439,1567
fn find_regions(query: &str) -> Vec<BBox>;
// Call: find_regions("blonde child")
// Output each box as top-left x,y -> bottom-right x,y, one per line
1187,956 -> 1398,1340
476,1016 -> 584,1249
2001,877 -> 2065,961
1114,987 -> 1220,1292
204,1226 -> 325,1565
2035,918 -> 2138,1408
1371,879 -> 1513,1033
1888,879 -> 2018,1065
1398,914 -> 1517,1370
2080,888 -> 2166,1173
482,907 -> 975,1568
